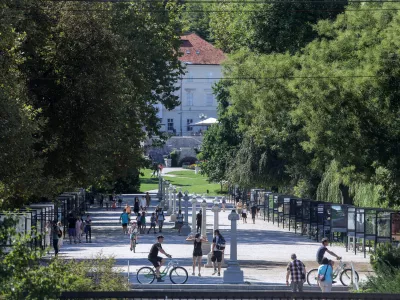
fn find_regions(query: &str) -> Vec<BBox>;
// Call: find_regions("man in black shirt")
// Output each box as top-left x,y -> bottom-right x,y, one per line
196,211 -> 202,233
316,238 -> 341,264
148,235 -> 172,282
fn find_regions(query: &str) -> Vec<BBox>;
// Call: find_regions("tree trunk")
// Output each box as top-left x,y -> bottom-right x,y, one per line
339,184 -> 353,205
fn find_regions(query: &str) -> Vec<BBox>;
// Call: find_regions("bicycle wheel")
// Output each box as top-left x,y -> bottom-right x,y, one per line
307,269 -> 319,286
340,268 -> 359,286
137,267 -> 155,284
169,266 -> 188,284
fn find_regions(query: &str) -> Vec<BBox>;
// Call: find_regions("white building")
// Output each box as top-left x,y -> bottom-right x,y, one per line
157,33 -> 226,136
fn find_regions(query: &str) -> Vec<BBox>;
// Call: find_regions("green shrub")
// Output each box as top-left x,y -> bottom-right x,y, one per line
361,267 -> 400,293
370,243 -> 400,275
170,151 -> 179,167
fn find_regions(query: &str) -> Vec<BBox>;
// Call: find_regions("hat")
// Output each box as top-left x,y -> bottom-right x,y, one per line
157,235 -> 165,239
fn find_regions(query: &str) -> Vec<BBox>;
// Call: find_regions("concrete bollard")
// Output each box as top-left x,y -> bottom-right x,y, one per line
223,210 -> 244,283
181,191 -> 191,236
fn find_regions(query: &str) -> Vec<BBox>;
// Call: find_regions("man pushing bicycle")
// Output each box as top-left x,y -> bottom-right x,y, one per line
148,235 -> 172,282
316,237 -> 342,264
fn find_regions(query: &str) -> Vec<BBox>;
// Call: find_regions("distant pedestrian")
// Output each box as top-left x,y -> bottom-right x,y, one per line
236,201 -> 243,219
125,203 -> 131,215
84,214 -> 92,242
146,192 -> 151,207
286,253 -> 306,292
196,210 -> 202,233
52,220 -> 61,255
112,200 -> 117,211
251,203 -> 257,224
67,213 -> 77,244
157,210 -> 165,233
99,195 -> 104,208
120,209 -> 130,235
134,197 -> 140,214
242,205 -> 247,223
141,196 -> 147,211
148,213 -> 157,234
187,233 -> 206,276
221,197 -> 226,212
140,212 -> 147,234
118,195 -> 123,208
75,217 -> 83,243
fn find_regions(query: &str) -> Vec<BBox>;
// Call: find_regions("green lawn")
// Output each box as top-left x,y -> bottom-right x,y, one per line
139,169 -> 226,196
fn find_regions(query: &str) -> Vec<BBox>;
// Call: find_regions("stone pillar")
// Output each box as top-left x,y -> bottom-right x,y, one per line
163,180 -> 169,210
223,210 -> 244,283
158,175 -> 162,201
181,191 -> 191,236
167,184 -> 173,214
187,195 -> 197,240
177,189 -> 183,211
170,187 -> 177,221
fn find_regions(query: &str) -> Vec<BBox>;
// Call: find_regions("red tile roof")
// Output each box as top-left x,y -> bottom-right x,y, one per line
179,33 -> 226,65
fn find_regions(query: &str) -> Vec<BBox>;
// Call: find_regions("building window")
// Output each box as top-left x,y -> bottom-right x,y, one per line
187,119 -> 193,132
207,72 -> 213,83
167,119 -> 174,131
206,94 -> 214,106
187,92 -> 193,106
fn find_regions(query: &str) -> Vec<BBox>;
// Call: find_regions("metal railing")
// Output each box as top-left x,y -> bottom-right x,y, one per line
60,290 -> 400,300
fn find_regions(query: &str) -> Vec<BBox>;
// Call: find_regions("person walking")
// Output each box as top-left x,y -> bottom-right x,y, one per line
236,201 -> 243,219
145,192 -> 151,208
75,216 -> 83,243
242,205 -> 248,223
140,196 -> 147,211
52,220 -> 61,256
129,221 -> 138,251
211,229 -> 225,276
148,235 -> 172,282
286,253 -> 306,292
251,203 -> 257,224
157,210 -> 165,233
133,197 -> 140,215
187,233 -> 206,276
118,195 -> 123,208
148,213 -> 157,234
84,214 -> 92,242
125,203 -> 131,215
57,221 -> 63,250
221,197 -> 226,212
318,258 -> 334,292
67,213 -> 77,244
140,211 -> 147,234
196,210 -> 202,233
119,209 -> 130,235
104,196 -> 109,211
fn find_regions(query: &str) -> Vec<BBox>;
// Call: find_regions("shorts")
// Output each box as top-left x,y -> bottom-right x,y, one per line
148,256 -> 163,268
130,233 -> 137,240
122,223 -> 128,228
137,221 -> 142,226
158,220 -> 164,226
211,251 -> 223,263
242,213 -> 247,218
193,249 -> 202,257
177,221 -> 183,228
68,228 -> 76,237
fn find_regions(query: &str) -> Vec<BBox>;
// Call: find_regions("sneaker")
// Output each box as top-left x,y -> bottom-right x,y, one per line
212,270 -> 217,275
192,272 -> 195,276
332,281 -> 337,284
218,272 -> 221,276
130,247 -> 132,251
156,277 -> 164,282
198,273 -> 201,277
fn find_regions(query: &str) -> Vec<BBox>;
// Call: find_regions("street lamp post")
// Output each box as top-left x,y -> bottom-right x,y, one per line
181,191 -> 191,236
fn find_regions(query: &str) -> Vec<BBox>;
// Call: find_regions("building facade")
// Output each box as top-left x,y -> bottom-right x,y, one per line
157,33 -> 226,136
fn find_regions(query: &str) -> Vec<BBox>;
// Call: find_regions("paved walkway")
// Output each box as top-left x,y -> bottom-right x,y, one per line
57,195 -> 372,287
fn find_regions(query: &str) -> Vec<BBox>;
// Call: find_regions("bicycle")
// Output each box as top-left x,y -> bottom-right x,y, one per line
307,260 -> 359,286
136,259 -> 188,284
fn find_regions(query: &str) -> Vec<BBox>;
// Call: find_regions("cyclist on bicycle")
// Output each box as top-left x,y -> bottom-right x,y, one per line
129,221 -> 138,251
148,235 -> 172,282
316,237 -> 342,264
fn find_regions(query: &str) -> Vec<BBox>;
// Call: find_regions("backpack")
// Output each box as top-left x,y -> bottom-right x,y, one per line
216,236 -> 226,250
